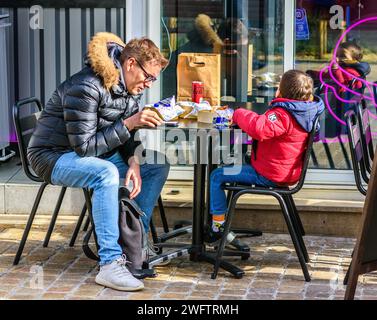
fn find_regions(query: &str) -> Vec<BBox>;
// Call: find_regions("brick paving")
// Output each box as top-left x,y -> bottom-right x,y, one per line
0,220 -> 376,300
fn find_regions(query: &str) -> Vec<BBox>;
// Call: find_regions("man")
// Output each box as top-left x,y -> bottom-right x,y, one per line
27,32 -> 170,291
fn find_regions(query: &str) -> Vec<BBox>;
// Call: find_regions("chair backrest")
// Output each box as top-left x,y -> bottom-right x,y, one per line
288,116 -> 320,194
345,110 -> 369,195
314,82 -> 339,141
12,97 -> 43,182
356,99 -> 374,174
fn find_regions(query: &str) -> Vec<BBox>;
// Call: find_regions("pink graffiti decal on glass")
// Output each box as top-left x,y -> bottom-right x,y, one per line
319,16 -> 377,133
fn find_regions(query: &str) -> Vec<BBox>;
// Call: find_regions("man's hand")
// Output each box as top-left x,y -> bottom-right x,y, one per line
123,109 -> 164,131
125,157 -> 142,199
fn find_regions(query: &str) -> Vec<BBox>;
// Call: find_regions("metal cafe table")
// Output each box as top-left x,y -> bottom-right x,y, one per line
144,114 -> 252,278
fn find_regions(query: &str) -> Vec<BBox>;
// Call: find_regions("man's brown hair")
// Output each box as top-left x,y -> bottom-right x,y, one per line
279,70 -> 314,101
120,37 -> 168,68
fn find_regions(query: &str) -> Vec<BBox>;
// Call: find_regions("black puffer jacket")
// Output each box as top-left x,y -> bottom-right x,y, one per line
27,32 -> 141,183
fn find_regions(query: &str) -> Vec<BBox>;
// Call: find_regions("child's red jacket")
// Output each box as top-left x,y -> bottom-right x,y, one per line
309,61 -> 370,93
233,97 -> 324,185
332,61 -> 370,93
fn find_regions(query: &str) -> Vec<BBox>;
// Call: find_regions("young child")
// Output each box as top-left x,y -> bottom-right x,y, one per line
331,41 -> 371,93
307,41 -> 370,93
206,70 -> 325,242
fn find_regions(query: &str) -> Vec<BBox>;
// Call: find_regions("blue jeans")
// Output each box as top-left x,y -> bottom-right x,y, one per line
51,150 -> 170,265
209,164 -> 277,215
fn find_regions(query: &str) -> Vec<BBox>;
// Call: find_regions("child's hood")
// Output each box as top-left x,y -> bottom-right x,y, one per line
269,96 -> 325,133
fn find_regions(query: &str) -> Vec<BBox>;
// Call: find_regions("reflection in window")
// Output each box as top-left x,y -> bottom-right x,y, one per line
161,0 -> 285,106
295,0 -> 377,170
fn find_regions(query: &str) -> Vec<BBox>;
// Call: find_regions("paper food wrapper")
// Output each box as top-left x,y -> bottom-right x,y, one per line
176,101 -> 195,119
198,110 -> 217,123
144,96 -> 185,121
197,106 -> 234,124
177,100 -> 212,119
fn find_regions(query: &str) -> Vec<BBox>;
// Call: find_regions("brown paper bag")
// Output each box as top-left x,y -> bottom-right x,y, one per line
177,53 -> 221,106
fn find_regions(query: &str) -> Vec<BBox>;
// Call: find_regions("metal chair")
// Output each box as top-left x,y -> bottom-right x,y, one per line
345,109 -> 370,196
12,97 -> 91,265
210,117 -> 321,281
356,100 -> 374,175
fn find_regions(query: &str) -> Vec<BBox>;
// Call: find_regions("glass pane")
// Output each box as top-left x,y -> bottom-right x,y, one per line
160,0 -> 285,167
295,0 -> 377,170
161,0 -> 285,106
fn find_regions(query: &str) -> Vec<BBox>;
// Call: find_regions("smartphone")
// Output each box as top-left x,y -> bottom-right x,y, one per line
164,121 -> 179,127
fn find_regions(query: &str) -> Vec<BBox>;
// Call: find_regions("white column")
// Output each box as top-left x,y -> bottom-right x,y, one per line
125,0 -> 146,41
145,0 -> 161,104
284,0 -> 295,71
125,0 -> 162,151
125,0 -> 161,104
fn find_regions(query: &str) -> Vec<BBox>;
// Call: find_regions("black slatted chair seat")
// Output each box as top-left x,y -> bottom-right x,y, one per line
224,184 -> 290,192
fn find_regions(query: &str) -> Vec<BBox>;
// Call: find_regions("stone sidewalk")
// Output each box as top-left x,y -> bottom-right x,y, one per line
0,218 -> 376,300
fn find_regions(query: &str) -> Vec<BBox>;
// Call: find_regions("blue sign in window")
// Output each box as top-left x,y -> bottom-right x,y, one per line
296,8 -> 310,40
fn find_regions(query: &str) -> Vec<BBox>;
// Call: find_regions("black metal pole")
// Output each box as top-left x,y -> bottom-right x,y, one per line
190,134 -> 206,261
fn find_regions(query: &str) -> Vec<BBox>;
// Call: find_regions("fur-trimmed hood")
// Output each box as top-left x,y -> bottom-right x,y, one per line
86,32 -> 126,91
188,14 -> 223,47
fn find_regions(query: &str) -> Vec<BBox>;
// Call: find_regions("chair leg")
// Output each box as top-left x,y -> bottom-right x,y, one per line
283,195 -> 309,263
150,218 -> 159,244
226,184 -> 262,238
82,215 -> 91,231
226,190 -> 234,206
212,193 -> 240,279
226,183 -> 236,206
149,218 -> 163,255
338,135 -> 352,170
286,195 -> 305,236
13,182 -> 48,265
276,194 -> 311,282
69,202 -> 87,247
323,142 -> 335,169
158,196 -> 170,233
43,187 -> 67,247
82,189 -> 93,232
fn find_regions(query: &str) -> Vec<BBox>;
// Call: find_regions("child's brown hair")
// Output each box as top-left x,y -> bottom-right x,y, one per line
337,41 -> 363,62
279,70 -> 314,101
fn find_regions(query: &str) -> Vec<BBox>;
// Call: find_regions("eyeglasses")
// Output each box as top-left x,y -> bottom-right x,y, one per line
135,59 -> 157,83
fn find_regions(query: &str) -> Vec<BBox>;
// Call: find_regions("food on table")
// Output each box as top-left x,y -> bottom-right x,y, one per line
144,96 -> 185,121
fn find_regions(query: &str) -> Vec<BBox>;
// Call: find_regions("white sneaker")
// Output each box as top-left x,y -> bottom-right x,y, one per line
95,254 -> 144,291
